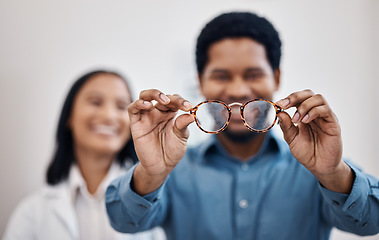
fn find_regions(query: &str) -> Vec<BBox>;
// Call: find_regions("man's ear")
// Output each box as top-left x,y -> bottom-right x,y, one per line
274,68 -> 281,91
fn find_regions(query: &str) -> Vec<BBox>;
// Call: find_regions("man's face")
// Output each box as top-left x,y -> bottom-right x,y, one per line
199,37 -> 280,137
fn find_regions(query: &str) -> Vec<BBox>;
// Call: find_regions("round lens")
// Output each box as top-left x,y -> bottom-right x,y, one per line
195,102 -> 229,133
243,100 -> 277,131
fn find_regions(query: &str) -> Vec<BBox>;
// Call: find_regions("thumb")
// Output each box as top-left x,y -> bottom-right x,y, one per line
277,112 -> 298,145
173,114 -> 195,140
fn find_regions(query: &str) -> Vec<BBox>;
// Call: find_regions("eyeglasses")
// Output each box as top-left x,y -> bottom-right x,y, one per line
190,99 -> 282,134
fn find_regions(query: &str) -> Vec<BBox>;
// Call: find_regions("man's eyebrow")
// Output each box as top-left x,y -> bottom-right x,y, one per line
211,69 -> 229,73
245,67 -> 264,72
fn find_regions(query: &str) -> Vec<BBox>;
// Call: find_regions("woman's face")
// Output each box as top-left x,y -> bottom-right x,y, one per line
69,73 -> 132,156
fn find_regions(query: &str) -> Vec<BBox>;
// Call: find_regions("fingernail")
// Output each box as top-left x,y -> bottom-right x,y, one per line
277,98 -> 290,108
183,101 -> 192,109
159,93 -> 170,103
302,114 -> 309,123
143,101 -> 151,106
292,112 -> 300,123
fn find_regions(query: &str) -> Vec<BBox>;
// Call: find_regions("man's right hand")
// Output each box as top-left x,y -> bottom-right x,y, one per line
128,89 -> 195,196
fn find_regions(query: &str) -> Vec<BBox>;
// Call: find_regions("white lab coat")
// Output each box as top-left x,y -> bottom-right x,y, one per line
3,176 -> 165,240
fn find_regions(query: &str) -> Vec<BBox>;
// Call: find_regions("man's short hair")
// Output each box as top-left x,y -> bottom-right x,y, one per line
196,12 -> 282,74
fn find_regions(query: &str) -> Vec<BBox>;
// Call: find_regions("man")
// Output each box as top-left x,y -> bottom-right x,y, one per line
106,12 -> 379,240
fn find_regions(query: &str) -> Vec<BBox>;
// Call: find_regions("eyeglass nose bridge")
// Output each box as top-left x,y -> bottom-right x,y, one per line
227,102 -> 246,124
228,102 -> 243,107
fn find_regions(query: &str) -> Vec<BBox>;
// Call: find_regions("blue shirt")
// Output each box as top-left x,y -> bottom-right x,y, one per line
106,132 -> 379,240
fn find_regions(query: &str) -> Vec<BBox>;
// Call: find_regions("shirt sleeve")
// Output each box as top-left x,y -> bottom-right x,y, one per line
320,161 -> 379,236
106,164 -> 169,233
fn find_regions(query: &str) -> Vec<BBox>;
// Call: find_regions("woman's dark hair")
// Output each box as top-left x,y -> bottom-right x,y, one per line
196,11 -> 282,74
46,70 -> 138,185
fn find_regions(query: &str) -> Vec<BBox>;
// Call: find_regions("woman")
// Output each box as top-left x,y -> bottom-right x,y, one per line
3,70 -> 165,240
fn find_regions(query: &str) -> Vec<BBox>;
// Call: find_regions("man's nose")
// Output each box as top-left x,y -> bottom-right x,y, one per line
225,77 -> 251,100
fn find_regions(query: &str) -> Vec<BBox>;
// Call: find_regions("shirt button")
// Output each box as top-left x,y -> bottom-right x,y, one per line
348,202 -> 356,210
138,204 -> 148,209
241,163 -> 249,171
239,199 -> 249,209
332,200 -> 340,206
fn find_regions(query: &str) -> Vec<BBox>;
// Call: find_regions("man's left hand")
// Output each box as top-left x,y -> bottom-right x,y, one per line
276,89 -> 354,194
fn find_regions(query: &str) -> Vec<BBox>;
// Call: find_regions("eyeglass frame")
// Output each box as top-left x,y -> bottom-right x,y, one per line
190,99 -> 283,134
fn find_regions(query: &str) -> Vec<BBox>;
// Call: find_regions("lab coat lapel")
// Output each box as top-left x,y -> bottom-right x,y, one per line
48,184 -> 80,239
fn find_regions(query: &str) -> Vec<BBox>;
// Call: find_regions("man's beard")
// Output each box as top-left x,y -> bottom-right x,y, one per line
221,128 -> 260,143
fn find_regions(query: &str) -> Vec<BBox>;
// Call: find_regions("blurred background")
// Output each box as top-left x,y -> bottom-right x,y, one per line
0,0 -> 378,239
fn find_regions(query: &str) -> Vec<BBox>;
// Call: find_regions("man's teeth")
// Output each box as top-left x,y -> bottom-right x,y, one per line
94,125 -> 117,136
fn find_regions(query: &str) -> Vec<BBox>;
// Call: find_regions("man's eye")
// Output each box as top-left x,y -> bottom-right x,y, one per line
245,73 -> 263,80
213,75 -> 230,81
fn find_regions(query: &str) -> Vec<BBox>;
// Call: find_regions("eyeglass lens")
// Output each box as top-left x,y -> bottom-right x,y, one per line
243,101 -> 277,131
195,102 -> 229,133
194,100 -> 277,133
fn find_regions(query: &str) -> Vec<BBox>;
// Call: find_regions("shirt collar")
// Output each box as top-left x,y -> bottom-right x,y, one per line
68,160 -> 131,201
68,164 -> 85,195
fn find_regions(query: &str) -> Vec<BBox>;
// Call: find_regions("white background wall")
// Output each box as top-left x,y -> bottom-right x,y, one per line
0,0 -> 378,239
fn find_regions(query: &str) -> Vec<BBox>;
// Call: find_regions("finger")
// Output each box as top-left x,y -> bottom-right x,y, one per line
301,105 -> 337,124
277,112 -> 299,145
291,94 -> 326,123
139,89 -> 171,105
276,89 -> 315,110
155,94 -> 193,112
173,114 -> 195,140
128,99 -> 154,115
